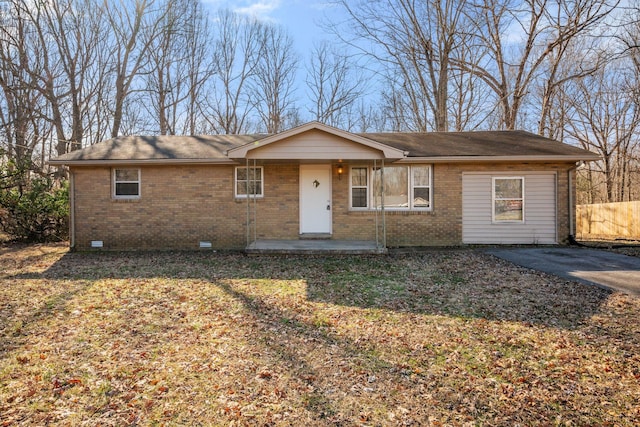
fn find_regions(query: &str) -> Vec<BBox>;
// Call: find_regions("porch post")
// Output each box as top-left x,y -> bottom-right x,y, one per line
245,158 -> 258,246
245,158 -> 250,247
381,159 -> 386,249
252,159 -> 257,244
373,159 -> 379,248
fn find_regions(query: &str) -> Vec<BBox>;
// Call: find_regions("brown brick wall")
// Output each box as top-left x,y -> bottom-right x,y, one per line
331,163 -> 462,246
71,164 -> 300,250
70,161 -> 576,250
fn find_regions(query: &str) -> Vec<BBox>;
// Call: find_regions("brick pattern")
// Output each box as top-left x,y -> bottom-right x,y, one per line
70,162 -> 576,250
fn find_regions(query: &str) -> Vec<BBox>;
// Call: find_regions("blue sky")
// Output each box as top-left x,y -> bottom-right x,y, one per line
200,0 -> 354,120
201,0 -> 341,55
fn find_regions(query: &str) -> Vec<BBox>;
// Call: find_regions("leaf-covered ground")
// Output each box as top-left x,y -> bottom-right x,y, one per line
1,244 -> 639,426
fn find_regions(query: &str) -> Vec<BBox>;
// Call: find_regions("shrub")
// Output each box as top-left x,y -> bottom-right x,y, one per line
0,169 -> 69,242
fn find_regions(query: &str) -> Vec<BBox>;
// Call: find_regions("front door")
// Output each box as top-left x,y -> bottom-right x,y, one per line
300,164 -> 332,234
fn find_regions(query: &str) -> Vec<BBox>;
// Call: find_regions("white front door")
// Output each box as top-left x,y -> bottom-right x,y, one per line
300,164 -> 332,234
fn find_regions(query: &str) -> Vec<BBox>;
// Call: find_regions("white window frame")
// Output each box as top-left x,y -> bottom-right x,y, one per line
235,166 -> 264,198
112,168 -> 141,199
349,165 -> 432,211
349,166 -> 369,209
492,176 -> 525,223
410,165 -> 432,210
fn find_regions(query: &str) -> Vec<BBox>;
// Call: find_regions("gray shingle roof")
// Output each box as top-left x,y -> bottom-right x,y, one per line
51,134 -> 265,163
49,128 -> 599,164
361,130 -> 595,158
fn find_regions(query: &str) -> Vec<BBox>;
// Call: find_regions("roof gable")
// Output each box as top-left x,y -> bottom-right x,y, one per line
227,122 -> 406,160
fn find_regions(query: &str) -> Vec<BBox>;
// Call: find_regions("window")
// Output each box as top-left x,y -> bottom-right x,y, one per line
113,168 -> 140,199
235,166 -> 263,198
373,166 -> 408,208
412,166 -> 431,208
493,177 -> 524,222
351,167 -> 368,208
350,165 -> 432,210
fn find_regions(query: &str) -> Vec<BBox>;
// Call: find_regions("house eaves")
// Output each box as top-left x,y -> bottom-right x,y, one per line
394,154 -> 602,164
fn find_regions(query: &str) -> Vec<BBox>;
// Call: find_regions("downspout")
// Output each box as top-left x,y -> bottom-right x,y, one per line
568,162 -> 581,244
554,171 -> 558,244
69,169 -> 76,251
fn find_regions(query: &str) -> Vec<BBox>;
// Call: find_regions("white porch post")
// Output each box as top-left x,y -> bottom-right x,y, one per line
245,158 -> 258,247
374,159 -> 378,248
252,159 -> 257,244
381,159 -> 386,250
373,158 -> 387,251
245,158 -> 250,247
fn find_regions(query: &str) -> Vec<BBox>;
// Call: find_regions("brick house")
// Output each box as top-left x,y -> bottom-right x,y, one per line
49,122 -> 599,252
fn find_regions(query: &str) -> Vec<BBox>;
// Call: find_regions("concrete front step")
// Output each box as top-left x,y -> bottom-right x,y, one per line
246,239 -> 387,255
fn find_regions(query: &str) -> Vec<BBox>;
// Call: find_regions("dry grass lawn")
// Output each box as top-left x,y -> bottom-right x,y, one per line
1,243 -> 639,426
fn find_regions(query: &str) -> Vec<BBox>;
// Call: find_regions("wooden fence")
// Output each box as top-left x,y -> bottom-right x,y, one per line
576,201 -> 640,239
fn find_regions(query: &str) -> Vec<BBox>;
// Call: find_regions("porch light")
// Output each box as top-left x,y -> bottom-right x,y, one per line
337,164 -> 344,180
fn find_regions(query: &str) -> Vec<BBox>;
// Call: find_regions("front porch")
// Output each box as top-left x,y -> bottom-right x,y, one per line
246,239 -> 387,255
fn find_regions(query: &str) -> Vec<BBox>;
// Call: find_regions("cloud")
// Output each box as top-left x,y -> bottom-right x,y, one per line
233,1 -> 282,21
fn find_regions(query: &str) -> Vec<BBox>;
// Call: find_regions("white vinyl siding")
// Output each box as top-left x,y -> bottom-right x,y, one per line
463,172 -> 556,244
247,128 -> 384,160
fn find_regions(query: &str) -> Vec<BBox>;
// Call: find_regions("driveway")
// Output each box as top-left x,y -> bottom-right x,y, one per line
487,247 -> 640,297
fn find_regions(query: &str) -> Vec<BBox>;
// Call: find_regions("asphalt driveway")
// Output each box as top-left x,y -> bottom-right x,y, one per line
487,247 -> 640,297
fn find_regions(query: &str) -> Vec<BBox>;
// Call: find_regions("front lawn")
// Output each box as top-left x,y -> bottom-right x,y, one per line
1,244 -> 639,425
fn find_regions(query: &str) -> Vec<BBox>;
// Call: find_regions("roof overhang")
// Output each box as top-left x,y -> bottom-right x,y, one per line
227,121 -> 407,160
394,154 -> 602,164
48,158 -> 238,167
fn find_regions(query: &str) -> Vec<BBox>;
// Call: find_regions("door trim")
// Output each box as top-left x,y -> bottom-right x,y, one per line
299,164 -> 332,235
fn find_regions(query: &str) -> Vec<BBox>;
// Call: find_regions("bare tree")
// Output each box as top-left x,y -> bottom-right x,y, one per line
565,61 -> 640,203
461,0 -> 615,130
332,0 -> 472,131
143,0 -> 214,135
0,0 -> 50,167
251,24 -> 298,133
181,1 -> 214,135
205,9 -> 263,134
305,41 -> 365,128
104,0 -> 168,137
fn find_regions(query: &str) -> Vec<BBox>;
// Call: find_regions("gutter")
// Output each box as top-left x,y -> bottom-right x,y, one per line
395,155 -> 602,164
48,158 -> 238,167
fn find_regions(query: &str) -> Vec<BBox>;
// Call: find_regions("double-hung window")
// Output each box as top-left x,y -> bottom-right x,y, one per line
412,166 -> 431,208
351,165 -> 432,211
493,177 -> 524,222
113,168 -> 140,199
235,166 -> 263,198
351,167 -> 368,208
